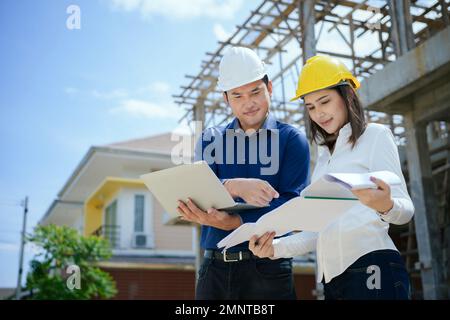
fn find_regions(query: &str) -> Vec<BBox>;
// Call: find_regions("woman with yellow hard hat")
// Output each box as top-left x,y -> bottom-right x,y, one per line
249,55 -> 415,300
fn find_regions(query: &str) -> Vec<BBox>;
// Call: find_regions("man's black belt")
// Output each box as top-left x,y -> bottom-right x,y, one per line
204,249 -> 258,262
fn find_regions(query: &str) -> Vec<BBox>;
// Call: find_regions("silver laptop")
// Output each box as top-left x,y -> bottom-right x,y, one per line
140,161 -> 268,219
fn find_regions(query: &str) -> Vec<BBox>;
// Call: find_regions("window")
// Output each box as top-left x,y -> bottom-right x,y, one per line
134,195 -> 145,232
104,200 -> 119,248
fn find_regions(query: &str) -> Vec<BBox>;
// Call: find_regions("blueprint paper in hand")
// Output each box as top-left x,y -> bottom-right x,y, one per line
323,171 -> 402,190
300,170 -> 402,199
217,197 -> 357,250
217,171 -> 401,250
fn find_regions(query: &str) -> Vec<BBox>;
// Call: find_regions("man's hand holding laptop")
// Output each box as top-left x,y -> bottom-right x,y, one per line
177,178 -> 279,230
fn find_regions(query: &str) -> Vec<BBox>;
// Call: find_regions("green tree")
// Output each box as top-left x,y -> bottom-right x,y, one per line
25,224 -> 117,299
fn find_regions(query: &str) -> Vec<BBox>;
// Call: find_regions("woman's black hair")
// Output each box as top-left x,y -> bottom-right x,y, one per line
307,84 -> 367,150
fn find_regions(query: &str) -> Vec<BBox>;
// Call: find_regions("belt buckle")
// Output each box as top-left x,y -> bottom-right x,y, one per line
223,249 -> 242,262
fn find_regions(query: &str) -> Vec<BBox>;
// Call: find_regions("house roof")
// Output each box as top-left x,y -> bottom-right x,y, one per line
106,132 -> 194,156
40,132 -> 194,225
0,288 -> 15,300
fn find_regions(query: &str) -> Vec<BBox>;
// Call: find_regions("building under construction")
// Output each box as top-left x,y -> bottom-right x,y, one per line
174,0 -> 450,299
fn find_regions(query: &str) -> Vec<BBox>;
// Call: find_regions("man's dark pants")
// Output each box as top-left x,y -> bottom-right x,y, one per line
195,250 -> 297,300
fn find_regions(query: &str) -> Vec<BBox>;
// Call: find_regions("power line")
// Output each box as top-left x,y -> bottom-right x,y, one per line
0,201 -> 22,207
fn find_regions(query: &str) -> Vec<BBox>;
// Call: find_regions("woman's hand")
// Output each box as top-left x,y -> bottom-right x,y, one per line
351,177 -> 394,214
249,231 -> 276,258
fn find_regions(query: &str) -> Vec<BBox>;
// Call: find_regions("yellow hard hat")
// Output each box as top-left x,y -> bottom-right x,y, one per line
290,55 -> 360,101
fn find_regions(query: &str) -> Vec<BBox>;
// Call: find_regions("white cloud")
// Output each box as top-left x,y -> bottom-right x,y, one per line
64,87 -> 79,95
137,81 -> 171,95
171,118 -> 199,135
93,82 -> 171,99
0,242 -> 19,252
92,88 -> 129,100
108,0 -> 243,20
213,23 -> 231,41
0,242 -> 41,255
90,81 -> 182,120
110,99 -> 183,119
109,0 -> 141,11
150,81 -> 170,94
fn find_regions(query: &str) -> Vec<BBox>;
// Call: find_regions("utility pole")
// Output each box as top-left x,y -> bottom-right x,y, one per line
15,196 -> 28,300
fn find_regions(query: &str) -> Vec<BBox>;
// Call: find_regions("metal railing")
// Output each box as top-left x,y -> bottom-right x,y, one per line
92,225 -> 121,249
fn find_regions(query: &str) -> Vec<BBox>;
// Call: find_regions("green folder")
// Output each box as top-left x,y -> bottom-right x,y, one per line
304,196 -> 358,201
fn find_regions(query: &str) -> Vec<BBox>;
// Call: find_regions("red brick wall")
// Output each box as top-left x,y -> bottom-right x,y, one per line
103,268 -> 196,300
294,274 -> 316,300
102,268 -> 316,300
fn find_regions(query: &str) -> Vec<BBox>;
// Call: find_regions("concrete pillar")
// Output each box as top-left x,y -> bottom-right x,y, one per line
300,0 -> 316,62
404,112 -> 447,299
299,0 -> 317,144
299,0 -> 322,300
388,0 -> 415,57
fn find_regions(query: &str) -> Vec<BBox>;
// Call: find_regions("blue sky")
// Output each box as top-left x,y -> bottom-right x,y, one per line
0,0 -> 256,289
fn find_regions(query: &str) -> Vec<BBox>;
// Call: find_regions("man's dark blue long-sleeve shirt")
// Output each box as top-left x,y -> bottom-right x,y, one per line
194,113 -> 310,252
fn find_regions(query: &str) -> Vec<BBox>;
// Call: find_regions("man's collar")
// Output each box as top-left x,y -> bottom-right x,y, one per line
229,112 -> 277,133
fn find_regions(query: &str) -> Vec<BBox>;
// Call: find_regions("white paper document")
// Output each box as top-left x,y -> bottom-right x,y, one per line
217,197 -> 357,250
217,170 -> 401,250
300,170 -> 402,200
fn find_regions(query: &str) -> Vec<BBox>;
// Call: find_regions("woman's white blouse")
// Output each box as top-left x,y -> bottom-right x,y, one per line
272,123 -> 415,283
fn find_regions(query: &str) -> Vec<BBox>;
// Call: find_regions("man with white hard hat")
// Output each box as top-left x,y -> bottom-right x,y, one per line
177,46 -> 310,299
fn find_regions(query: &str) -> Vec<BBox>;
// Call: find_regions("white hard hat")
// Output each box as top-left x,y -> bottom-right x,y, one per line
217,46 -> 267,92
